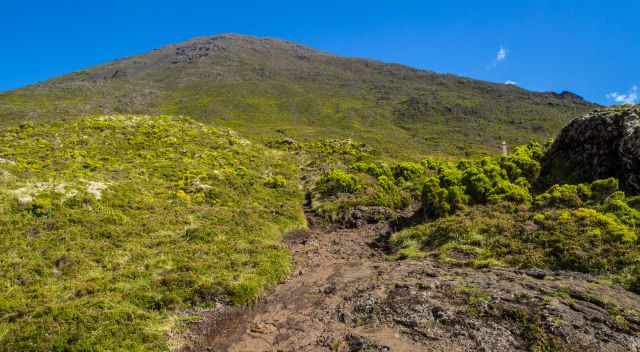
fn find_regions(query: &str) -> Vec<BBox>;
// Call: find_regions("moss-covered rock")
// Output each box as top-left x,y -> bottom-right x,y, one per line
540,105 -> 640,195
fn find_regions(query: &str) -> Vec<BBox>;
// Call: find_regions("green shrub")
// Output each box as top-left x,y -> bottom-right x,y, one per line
373,175 -> 410,209
534,184 -> 584,208
264,175 -> 287,188
534,178 -> 622,209
461,166 -> 494,203
499,141 -> 543,183
488,179 -> 532,204
591,178 -> 619,201
316,169 -> 361,196
438,164 -> 464,187
447,185 -> 469,213
350,161 -> 392,178
422,177 -> 452,218
391,200 -> 640,287
392,162 -> 425,182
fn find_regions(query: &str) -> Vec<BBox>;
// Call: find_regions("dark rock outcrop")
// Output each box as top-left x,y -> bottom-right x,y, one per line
540,105 -> 640,194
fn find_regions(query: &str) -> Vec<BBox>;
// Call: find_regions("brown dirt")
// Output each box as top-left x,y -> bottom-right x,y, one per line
178,216 -> 640,352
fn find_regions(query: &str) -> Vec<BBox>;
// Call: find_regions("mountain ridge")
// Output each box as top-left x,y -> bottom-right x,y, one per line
23,33 -> 591,103
0,33 -> 597,158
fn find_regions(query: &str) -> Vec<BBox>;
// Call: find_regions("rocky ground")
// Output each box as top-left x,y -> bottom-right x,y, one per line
178,214 -> 640,352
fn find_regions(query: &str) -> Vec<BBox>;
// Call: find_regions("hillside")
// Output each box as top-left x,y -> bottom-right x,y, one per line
3,34 -> 638,351
0,115 -> 305,351
3,110 -> 640,351
0,34 -> 596,158
178,107 -> 640,351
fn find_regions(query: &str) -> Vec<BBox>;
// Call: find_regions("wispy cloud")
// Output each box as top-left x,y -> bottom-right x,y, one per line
505,80 -> 517,85
496,47 -> 508,62
606,85 -> 638,105
487,46 -> 508,69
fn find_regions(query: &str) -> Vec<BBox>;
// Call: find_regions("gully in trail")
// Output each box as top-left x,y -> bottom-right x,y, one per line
180,214 -> 640,352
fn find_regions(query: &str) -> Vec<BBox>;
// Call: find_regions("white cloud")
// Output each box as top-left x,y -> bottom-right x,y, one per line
505,80 -> 517,85
496,47 -> 508,62
487,46 -> 508,70
606,85 -> 638,105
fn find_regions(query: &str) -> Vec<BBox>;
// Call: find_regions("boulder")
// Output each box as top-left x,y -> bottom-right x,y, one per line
540,105 -> 640,194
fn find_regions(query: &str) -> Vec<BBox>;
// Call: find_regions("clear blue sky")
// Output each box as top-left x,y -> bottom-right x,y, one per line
2,0 -> 638,104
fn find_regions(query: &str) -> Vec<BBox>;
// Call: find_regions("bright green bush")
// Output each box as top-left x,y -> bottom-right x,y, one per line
461,166 -> 495,203
422,177 -> 452,218
534,184 -> 584,208
316,169 -> 362,196
499,141 -> 543,183
421,177 -> 469,218
392,162 -> 425,182
437,163 -> 464,187
373,175 -> 410,209
534,178 -> 620,209
488,179 -> 532,204
447,185 -> 469,213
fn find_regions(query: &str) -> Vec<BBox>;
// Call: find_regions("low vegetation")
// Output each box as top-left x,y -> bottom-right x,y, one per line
0,115 -> 305,351
1,109 -> 638,350
307,137 -> 640,293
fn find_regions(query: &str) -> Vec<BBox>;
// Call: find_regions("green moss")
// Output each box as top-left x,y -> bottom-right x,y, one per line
448,285 -> 494,317
504,307 -> 558,352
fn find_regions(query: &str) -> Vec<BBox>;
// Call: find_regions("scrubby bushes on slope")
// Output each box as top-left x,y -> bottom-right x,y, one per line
0,115 -> 305,351
391,174 -> 640,292
308,137 -> 640,293
311,141 -> 543,224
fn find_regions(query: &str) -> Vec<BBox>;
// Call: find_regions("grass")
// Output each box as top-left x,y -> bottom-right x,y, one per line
0,115 -> 305,351
0,80 -> 590,160
0,110 -> 635,350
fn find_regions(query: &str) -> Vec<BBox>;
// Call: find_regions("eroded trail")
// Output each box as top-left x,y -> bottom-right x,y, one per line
179,217 -> 640,352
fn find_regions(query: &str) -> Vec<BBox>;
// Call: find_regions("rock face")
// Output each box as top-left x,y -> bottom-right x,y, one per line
540,105 -> 640,194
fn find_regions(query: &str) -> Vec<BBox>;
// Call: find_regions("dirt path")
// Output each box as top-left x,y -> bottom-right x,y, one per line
179,217 -> 640,352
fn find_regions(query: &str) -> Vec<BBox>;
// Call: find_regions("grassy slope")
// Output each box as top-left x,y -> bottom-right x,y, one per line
0,34 -> 596,160
0,115 -> 305,351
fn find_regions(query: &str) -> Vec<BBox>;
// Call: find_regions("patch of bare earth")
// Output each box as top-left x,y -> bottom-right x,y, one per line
178,216 -> 640,352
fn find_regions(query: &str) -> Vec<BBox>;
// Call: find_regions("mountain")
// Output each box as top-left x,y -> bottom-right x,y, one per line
0,34 -> 596,158
2,34 -> 639,352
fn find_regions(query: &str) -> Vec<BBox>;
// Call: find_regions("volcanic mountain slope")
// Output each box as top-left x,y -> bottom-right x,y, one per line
0,34 -> 596,158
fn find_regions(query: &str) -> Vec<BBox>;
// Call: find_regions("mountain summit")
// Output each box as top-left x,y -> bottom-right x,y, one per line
0,34 -> 595,157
